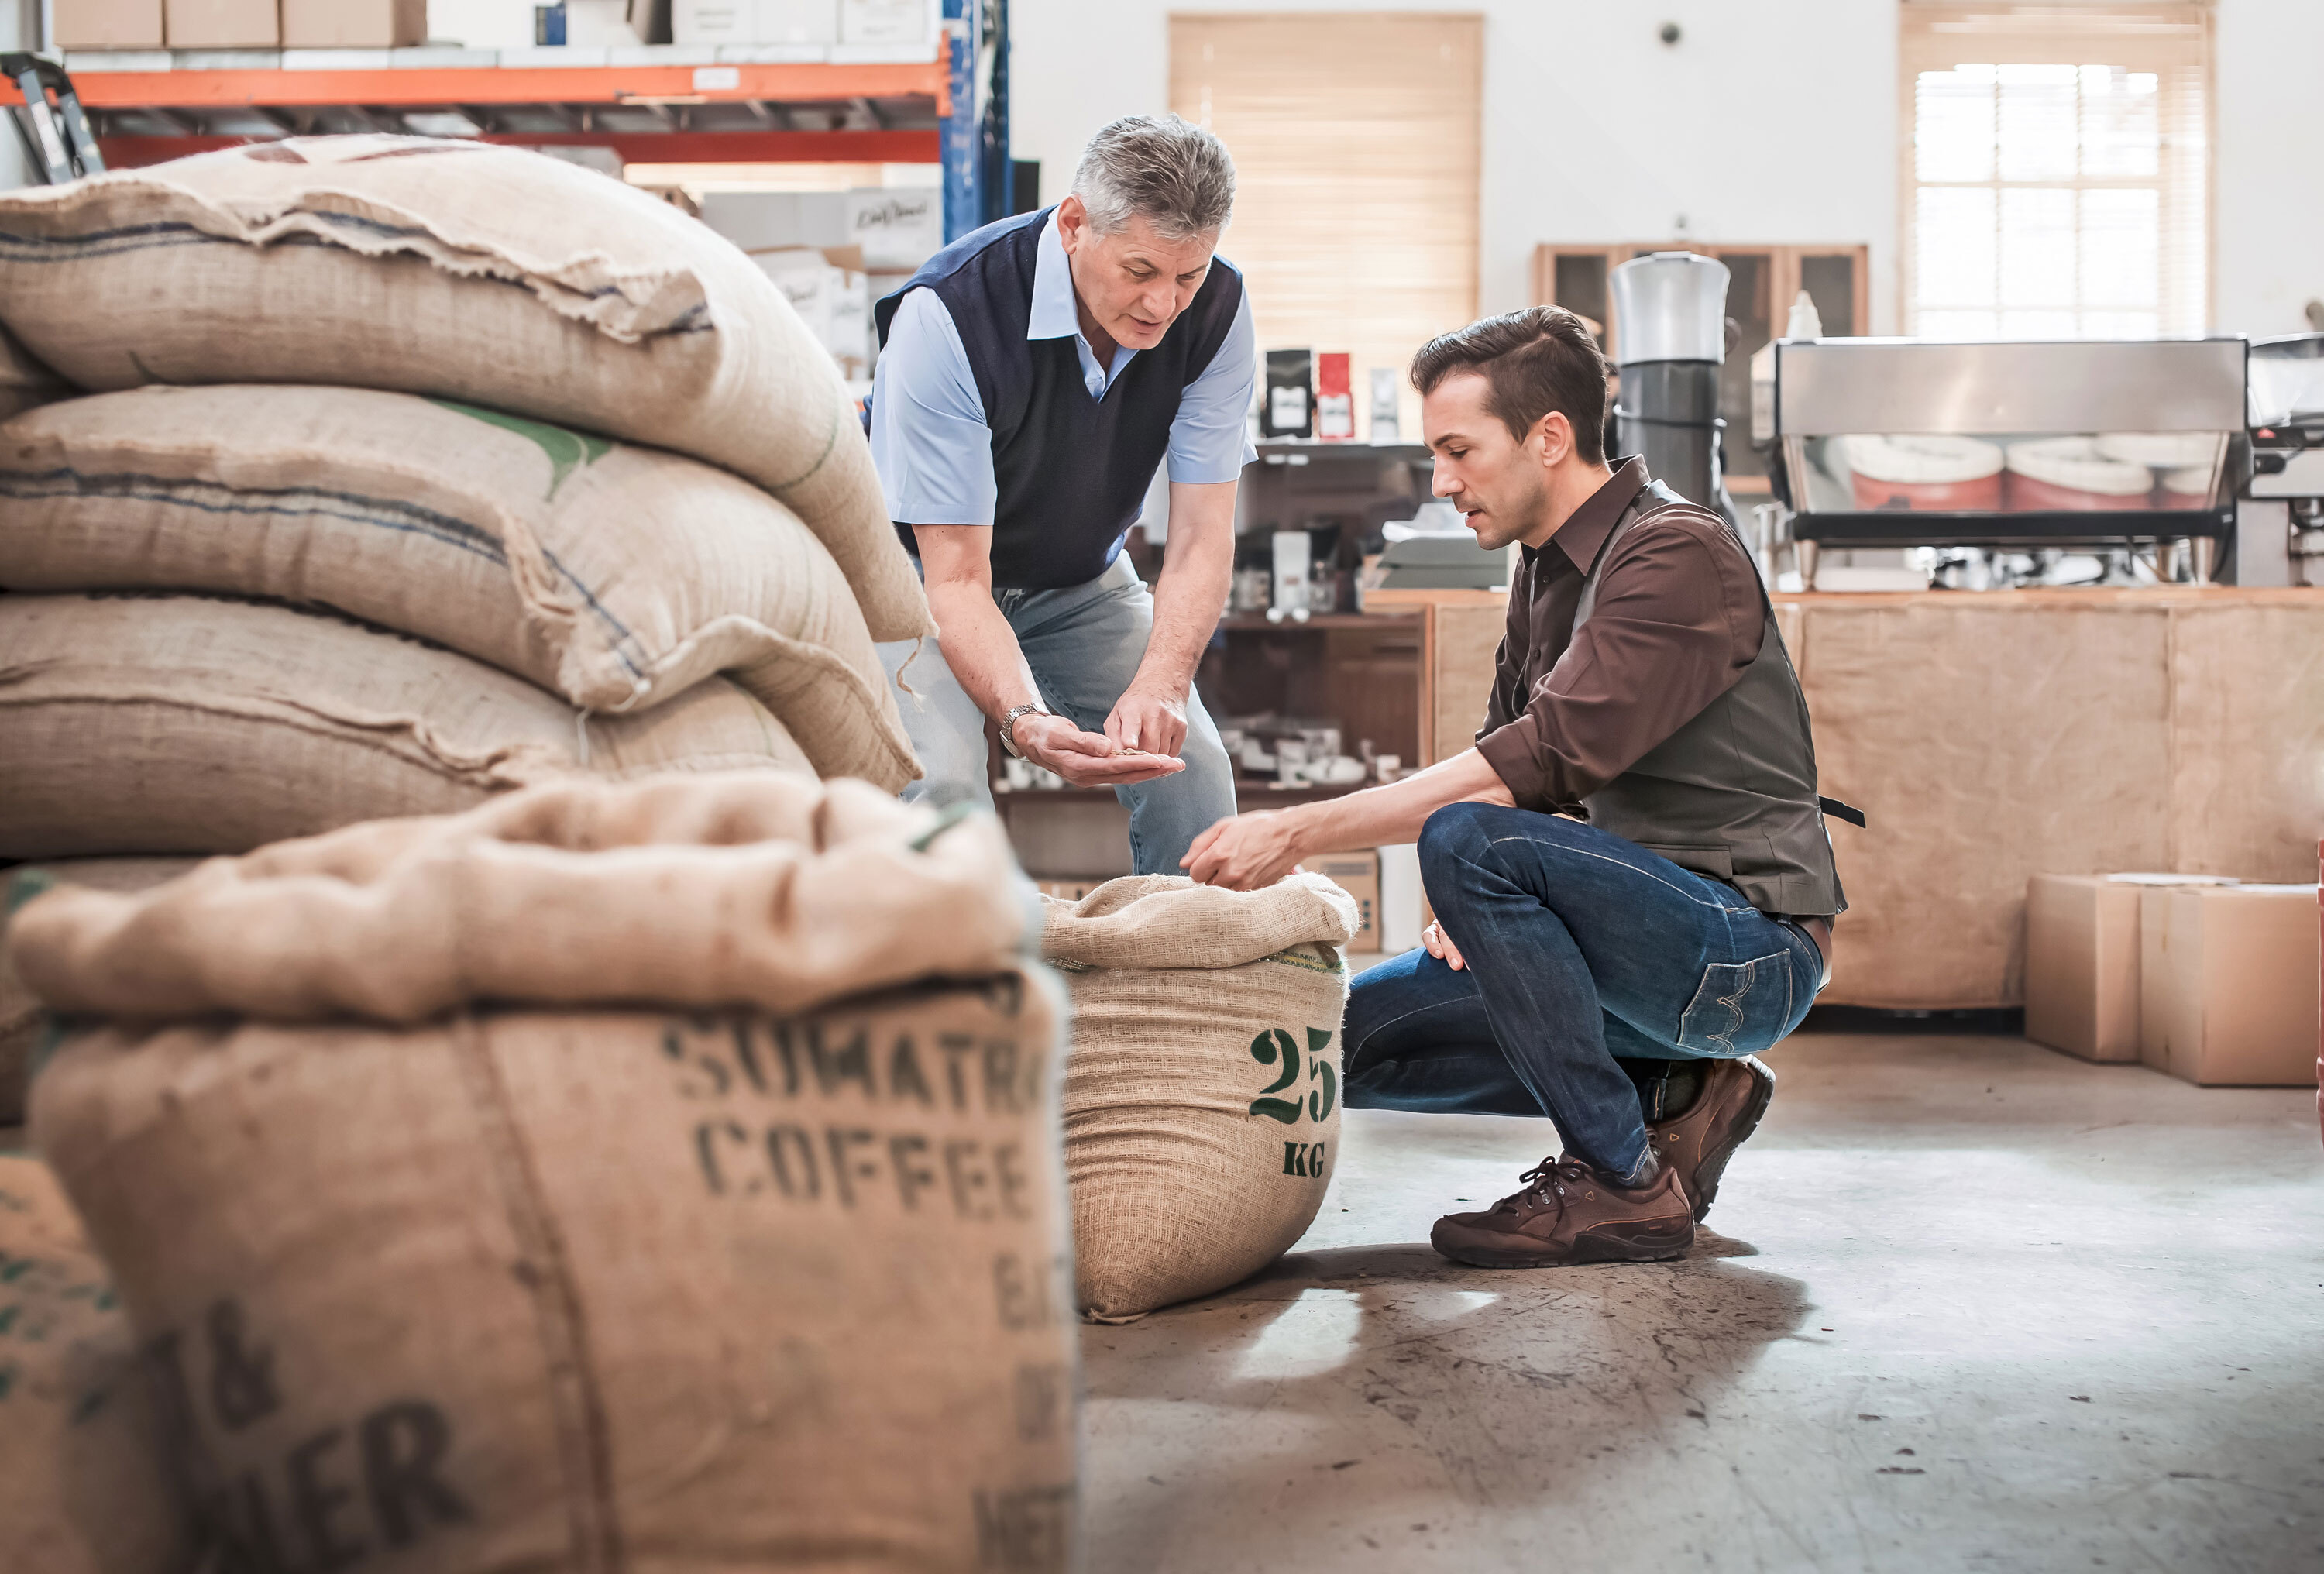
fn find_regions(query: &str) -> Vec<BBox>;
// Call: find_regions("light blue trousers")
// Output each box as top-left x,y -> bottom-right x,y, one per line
877,555 -> 1239,877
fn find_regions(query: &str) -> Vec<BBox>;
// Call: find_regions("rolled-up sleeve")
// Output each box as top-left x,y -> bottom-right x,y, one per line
1165,288 -> 1259,484
868,287 -> 998,526
1476,520 -> 1765,810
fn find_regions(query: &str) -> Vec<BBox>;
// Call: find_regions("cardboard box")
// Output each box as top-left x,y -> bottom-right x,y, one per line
2023,873 -> 2238,1063
1310,852 -> 1379,953
760,0 -> 839,42
839,0 -> 930,46
1036,878 -> 1108,905
672,0 -> 750,43
2139,884 -> 2324,1086
749,246 -> 871,380
1379,841 -> 1422,954
842,187 -> 940,271
677,0 -> 836,43
166,0 -> 280,46
2024,875 -> 2144,1063
281,0 -> 423,46
54,0 -> 166,48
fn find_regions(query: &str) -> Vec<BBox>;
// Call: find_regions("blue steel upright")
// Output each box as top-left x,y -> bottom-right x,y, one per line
940,0 -> 1010,241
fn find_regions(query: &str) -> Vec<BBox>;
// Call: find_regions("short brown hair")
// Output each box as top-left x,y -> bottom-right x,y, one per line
1409,306 -> 1609,464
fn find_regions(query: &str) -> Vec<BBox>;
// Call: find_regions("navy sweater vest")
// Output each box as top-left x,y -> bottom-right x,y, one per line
869,207 -> 1245,589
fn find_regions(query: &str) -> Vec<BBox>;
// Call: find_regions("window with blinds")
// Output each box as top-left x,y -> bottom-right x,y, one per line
1170,13 -> 1482,438
1902,4 -> 2212,339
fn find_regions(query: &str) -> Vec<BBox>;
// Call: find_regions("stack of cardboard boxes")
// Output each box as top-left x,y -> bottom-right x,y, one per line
751,246 -> 872,384
53,0 -> 935,51
56,0 -> 427,49
673,0 -> 937,48
2025,871 -> 2322,1086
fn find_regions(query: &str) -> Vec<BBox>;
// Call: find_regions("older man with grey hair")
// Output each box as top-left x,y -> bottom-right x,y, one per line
865,112 -> 1253,875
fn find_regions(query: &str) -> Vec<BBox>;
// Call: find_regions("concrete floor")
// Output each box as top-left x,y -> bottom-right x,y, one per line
1081,1032 -> 2324,1573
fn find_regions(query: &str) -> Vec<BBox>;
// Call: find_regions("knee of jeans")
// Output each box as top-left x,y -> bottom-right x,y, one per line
1178,720 -> 1233,778
1418,801 -> 1495,889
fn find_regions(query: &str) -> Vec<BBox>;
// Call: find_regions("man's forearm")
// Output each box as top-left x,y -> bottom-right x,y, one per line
1133,480 -> 1236,695
924,577 -> 1041,723
1280,749 -> 1515,857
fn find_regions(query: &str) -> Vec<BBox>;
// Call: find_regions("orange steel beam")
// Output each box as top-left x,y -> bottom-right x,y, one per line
8,60 -> 948,115
96,129 -> 941,168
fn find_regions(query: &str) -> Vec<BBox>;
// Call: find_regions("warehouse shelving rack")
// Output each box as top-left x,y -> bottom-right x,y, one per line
2,0 -> 1012,239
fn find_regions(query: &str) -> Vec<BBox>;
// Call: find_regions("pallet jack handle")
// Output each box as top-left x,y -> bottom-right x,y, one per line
2,53 -> 104,185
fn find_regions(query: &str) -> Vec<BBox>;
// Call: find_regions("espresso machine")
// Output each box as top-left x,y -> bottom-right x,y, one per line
2243,333 -> 2324,586
1766,337 -> 2245,589
1610,252 -> 1734,519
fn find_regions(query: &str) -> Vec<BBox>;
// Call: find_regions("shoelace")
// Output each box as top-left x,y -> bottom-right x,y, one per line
1506,1155 -> 1595,1211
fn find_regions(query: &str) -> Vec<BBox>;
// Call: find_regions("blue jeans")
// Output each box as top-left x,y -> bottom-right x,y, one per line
876,554 -> 1239,877
1343,803 -> 1824,1182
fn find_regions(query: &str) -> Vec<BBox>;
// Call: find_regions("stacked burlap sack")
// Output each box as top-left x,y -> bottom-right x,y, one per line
5,772 -> 1079,1574
1041,875 -> 1360,1321
0,136 -> 934,1126
0,1148 -> 198,1574
0,861 -> 194,1163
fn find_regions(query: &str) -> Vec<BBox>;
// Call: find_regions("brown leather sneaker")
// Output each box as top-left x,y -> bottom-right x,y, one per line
1430,1153 -> 1695,1268
1648,1055 -> 1776,1223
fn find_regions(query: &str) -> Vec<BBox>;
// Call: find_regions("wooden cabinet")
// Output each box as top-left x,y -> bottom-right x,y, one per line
1355,588 -> 1508,766
1531,242 -> 1870,492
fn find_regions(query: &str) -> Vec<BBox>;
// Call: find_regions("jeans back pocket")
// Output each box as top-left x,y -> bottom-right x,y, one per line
1676,952 -> 1795,1056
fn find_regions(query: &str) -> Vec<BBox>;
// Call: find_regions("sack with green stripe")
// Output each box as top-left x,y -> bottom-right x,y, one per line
0,384 -> 917,792
1040,875 -> 1358,1321
0,136 -> 930,644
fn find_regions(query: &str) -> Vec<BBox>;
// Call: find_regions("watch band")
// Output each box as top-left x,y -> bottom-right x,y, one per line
999,703 -> 1047,760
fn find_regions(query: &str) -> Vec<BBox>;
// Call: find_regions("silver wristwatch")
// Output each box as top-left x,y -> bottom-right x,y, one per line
999,703 -> 1048,760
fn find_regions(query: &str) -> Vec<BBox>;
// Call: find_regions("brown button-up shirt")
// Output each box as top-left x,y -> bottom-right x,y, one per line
1475,459 -> 1767,813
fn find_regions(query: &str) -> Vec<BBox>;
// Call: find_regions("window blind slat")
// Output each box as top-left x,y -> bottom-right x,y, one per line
1903,4 -> 2212,338
1170,14 -> 1483,438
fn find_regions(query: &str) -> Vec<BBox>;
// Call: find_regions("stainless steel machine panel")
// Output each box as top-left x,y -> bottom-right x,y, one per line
1770,338 -> 2245,555
1776,338 -> 2247,437
1611,252 -> 1730,366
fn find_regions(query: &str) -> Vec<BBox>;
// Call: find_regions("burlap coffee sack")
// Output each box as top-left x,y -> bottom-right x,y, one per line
0,136 -> 930,643
0,593 -> 813,859
0,1150 -> 198,1574
0,386 -> 917,789
29,971 -> 1077,1573
2,861 -> 196,1126
10,774 -> 1032,1024
1041,874 -> 1358,1320
0,323 -> 65,421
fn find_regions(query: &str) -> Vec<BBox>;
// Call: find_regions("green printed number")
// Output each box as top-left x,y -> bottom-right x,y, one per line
1247,1026 -> 1338,1126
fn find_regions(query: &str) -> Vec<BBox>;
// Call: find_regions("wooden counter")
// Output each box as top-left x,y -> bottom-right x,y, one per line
1369,585 -> 2324,1009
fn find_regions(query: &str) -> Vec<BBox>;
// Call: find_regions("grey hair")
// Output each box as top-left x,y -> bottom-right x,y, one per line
1069,113 -> 1236,241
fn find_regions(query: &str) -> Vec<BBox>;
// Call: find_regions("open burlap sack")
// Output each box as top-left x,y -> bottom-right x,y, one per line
0,1150 -> 198,1574
0,593 -> 813,859
1041,874 -> 1358,1321
2,861 -> 196,1126
0,323 -> 65,420
11,773 -> 1034,1022
0,136 -> 930,643
0,386 -> 916,789
18,778 -> 1074,1573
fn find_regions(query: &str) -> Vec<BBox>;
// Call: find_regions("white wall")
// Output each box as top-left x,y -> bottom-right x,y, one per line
1012,0 -> 1900,329
1013,0 -> 2322,342
2214,0 -> 2324,337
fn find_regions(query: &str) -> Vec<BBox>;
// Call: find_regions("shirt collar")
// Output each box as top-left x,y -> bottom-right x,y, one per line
1027,207 -> 1081,342
1541,456 -> 1651,576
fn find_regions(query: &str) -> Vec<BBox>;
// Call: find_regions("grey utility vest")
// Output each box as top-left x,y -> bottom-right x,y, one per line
1573,480 -> 1848,918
